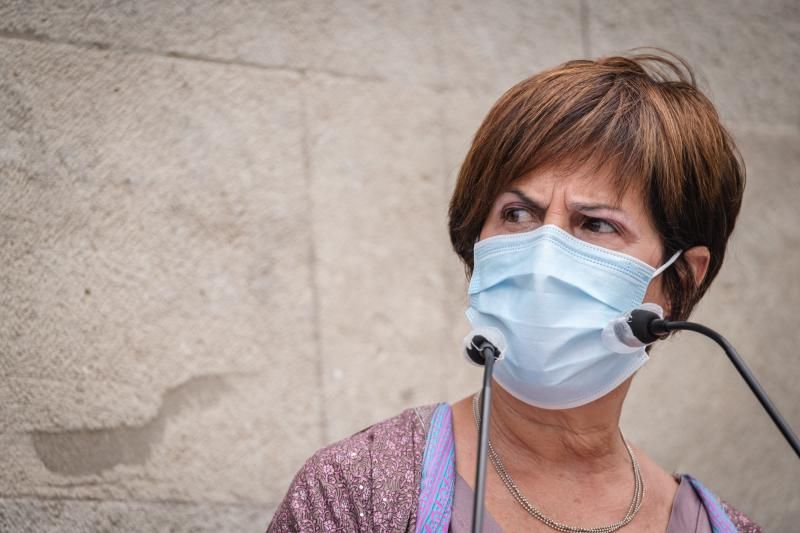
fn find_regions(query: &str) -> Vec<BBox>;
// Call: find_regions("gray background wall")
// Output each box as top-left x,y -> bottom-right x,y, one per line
0,1 -> 797,531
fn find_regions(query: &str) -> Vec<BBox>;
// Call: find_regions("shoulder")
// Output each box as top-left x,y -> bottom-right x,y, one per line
267,404 -> 442,532
683,475 -> 764,533
632,448 -> 763,531
626,445 -> 681,528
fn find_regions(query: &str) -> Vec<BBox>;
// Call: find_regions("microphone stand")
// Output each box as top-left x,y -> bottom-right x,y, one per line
472,345 -> 498,533
650,319 -> 800,459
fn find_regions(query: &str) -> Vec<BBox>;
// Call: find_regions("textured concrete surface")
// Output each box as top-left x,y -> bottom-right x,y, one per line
433,0 -> 584,94
0,36 -> 321,512
303,73 -> 469,441
0,0 -> 440,84
0,0 -> 797,531
0,497 -> 270,532
589,0 -> 800,128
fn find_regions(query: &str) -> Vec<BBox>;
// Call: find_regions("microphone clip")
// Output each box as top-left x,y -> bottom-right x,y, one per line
601,302 -> 666,353
463,327 -> 506,366
627,308 -> 670,344
465,335 -> 500,366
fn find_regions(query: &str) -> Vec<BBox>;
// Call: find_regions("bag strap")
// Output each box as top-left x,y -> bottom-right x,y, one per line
415,403 -> 456,532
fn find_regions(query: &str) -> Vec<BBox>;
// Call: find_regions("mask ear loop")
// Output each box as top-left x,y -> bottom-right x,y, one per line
652,249 -> 682,278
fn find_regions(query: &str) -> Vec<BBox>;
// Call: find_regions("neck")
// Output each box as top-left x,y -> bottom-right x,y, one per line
486,379 -> 632,474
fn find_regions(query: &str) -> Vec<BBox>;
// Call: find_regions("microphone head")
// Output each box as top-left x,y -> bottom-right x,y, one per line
601,303 -> 664,353
628,306 -> 665,344
463,327 -> 507,366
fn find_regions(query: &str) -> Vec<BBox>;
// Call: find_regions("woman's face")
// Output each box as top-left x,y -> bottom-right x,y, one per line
479,163 -> 670,311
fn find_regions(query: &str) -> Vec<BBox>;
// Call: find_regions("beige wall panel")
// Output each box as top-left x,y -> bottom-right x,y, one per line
434,0 -> 584,95
2,376 -> 314,504
302,74 -> 483,443
588,0 -> 800,127
0,0 -> 439,84
0,497 -> 268,532
0,40 -> 320,506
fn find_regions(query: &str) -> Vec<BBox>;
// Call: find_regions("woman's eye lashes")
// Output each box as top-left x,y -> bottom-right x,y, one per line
501,206 -> 535,224
583,217 -> 618,234
497,204 -> 623,235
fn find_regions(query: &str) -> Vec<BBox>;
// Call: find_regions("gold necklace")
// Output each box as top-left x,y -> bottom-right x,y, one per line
471,392 -> 644,533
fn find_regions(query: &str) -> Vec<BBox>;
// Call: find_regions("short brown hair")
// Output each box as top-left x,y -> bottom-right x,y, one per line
448,51 -> 745,320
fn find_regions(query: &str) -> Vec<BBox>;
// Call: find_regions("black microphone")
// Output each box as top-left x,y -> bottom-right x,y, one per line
463,328 -> 506,533
627,309 -> 800,459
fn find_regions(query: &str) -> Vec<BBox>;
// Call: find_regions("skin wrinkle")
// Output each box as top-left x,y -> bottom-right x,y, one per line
492,384 -> 629,468
505,187 -> 641,243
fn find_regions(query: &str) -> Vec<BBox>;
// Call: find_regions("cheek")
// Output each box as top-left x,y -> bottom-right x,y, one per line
642,276 -> 669,311
478,211 -> 500,240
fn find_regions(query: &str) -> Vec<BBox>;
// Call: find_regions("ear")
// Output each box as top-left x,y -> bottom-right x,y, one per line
683,246 -> 711,287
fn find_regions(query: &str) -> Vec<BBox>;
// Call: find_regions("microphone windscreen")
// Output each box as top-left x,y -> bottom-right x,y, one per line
463,327 -> 507,366
601,303 -> 664,353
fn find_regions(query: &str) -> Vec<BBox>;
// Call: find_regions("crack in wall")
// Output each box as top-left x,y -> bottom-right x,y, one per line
299,80 -> 329,448
0,28 -> 388,85
30,375 -> 231,477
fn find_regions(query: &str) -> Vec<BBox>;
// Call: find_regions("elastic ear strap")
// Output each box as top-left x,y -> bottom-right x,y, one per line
652,249 -> 682,278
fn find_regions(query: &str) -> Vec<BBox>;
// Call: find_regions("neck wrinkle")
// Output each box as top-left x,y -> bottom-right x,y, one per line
487,380 -> 632,477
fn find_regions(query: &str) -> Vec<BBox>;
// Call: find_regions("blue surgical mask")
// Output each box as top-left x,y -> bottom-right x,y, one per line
466,224 -> 681,409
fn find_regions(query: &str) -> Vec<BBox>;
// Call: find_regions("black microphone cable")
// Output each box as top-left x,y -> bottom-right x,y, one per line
629,309 -> 800,459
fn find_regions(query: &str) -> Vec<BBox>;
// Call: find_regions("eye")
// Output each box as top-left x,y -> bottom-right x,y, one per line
501,206 -> 536,226
583,218 -> 617,234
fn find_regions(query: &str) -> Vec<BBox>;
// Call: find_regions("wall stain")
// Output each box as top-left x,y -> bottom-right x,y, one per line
31,375 -> 231,476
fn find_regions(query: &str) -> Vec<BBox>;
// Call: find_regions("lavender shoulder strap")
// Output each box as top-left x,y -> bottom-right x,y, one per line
687,476 -> 739,533
415,403 -> 456,532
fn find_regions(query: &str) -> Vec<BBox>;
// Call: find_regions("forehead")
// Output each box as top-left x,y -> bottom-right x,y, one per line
509,163 -> 644,209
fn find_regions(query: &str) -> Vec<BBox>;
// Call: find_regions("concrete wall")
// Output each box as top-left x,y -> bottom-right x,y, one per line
0,1 -> 797,530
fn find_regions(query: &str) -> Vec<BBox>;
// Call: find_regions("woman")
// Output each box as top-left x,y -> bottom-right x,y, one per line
268,52 -> 762,532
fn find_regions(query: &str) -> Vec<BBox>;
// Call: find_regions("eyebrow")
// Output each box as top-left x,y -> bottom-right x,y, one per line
508,189 -> 635,226
509,190 -> 625,215
509,189 -> 546,210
